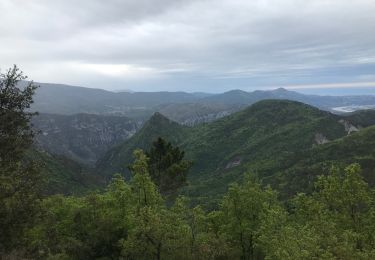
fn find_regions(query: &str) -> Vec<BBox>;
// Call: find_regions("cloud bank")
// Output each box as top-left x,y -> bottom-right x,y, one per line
1,0 -> 375,92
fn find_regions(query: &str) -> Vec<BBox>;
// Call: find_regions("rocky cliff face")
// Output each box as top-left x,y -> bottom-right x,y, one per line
32,113 -> 142,166
338,119 -> 360,135
31,107 -> 241,167
156,103 -> 244,126
178,110 -> 233,126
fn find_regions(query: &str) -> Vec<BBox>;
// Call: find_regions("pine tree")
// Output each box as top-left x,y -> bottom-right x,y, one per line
145,137 -> 192,195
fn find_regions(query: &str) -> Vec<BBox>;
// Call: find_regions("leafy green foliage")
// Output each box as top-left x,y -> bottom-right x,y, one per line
218,174 -> 280,259
23,162 -> 375,259
144,137 -> 192,196
4,71 -> 375,258
0,65 -> 38,165
27,150 -> 193,259
259,164 -> 375,259
0,65 -> 43,253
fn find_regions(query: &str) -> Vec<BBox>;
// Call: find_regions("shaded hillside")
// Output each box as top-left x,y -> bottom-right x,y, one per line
96,112 -> 189,179
156,102 -> 243,126
268,125 -> 375,199
343,109 -> 375,128
33,113 -> 141,165
180,100 -> 350,204
97,100 -> 358,204
26,150 -> 104,195
185,99 -> 346,174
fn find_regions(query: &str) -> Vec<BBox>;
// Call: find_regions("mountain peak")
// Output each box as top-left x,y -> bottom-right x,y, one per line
272,87 -> 289,92
241,99 -> 325,119
224,89 -> 249,94
152,111 -> 165,118
149,112 -> 170,122
146,112 -> 182,130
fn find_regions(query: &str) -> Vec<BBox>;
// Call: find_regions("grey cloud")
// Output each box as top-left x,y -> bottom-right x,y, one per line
1,0 -> 375,91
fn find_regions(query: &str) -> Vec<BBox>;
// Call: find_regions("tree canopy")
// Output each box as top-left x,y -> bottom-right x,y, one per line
17,162 -> 375,259
144,137 -> 192,196
0,65 -> 42,254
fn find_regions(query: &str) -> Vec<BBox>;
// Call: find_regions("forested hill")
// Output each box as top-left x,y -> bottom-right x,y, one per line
97,99 -> 374,204
343,109 -> 375,128
26,150 -> 103,195
269,124 -> 375,198
5,77 -> 375,259
96,112 -> 189,178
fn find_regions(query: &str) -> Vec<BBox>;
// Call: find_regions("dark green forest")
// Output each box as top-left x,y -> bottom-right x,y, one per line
23,156 -> 375,259
98,98 -> 375,208
2,66 -> 375,259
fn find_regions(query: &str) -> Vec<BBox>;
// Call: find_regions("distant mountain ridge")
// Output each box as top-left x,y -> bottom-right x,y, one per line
30,82 -> 375,125
31,82 -> 201,117
201,88 -> 375,109
29,82 -> 375,170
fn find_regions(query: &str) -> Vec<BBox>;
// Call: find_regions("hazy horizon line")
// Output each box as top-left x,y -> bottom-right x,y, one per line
30,80 -> 375,94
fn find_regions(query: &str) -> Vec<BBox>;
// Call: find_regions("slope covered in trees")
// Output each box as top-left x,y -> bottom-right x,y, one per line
3,66 -> 375,259
24,155 -> 375,259
98,100 -> 366,205
96,112 -> 190,178
268,124 -> 375,197
343,109 -> 375,128
27,150 -> 103,195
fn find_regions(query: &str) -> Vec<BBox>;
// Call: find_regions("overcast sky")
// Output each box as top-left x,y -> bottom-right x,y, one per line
1,0 -> 375,92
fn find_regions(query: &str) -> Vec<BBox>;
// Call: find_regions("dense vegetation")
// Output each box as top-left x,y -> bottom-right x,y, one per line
145,137 -> 192,196
2,67 -> 375,259
22,156 -> 375,259
96,112 -> 189,179
99,100 -> 367,206
344,109 -> 375,128
27,150 -> 103,195
0,66 -> 43,252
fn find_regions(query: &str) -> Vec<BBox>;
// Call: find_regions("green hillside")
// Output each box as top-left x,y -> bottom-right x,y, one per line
269,125 -> 375,198
27,150 -> 103,195
183,100 -> 345,175
96,112 -> 190,179
343,109 -> 375,128
181,100 -> 350,204
97,100 -> 359,205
